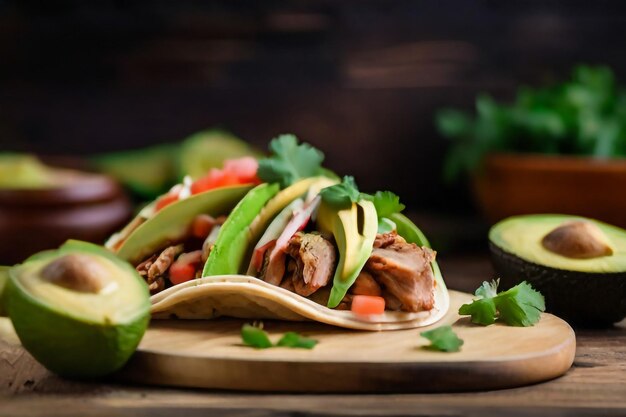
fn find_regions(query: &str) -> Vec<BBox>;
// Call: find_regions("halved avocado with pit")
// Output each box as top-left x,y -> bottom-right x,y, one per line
489,214 -> 626,325
4,240 -> 150,378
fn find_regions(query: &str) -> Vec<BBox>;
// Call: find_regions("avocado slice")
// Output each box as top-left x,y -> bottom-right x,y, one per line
317,199 -> 378,308
489,214 -> 626,325
204,183 -> 280,276
179,130 -> 264,180
4,240 -> 150,377
116,184 -> 253,265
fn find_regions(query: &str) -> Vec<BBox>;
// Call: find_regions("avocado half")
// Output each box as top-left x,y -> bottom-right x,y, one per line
489,214 -> 626,326
4,240 -> 150,378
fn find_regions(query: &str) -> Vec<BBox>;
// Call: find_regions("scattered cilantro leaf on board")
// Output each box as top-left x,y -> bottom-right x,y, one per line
420,325 -> 464,352
276,332 -> 318,349
320,176 -> 361,209
240,323 -> 318,350
257,134 -> 325,188
495,282 -> 546,326
241,323 -> 273,349
459,280 -> 545,326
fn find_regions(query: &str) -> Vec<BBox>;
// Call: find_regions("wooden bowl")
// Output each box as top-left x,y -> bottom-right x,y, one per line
472,153 -> 626,228
0,168 -> 132,264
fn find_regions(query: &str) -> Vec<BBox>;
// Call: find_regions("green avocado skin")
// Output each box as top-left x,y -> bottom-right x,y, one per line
5,278 -> 149,378
490,242 -> 626,326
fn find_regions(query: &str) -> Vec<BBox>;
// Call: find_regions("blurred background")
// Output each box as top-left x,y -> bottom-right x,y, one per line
2,0 -> 626,257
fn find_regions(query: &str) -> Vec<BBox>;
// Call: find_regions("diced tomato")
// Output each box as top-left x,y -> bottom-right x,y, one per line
169,261 -> 197,285
191,169 -> 243,195
351,295 -> 386,315
251,239 -> 276,272
155,192 -> 179,212
191,214 -> 216,239
223,157 -> 260,184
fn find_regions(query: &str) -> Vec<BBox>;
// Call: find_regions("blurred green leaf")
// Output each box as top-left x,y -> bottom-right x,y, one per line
436,65 -> 626,182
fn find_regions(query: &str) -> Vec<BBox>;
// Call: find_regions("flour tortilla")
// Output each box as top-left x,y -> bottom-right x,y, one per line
150,274 -> 450,331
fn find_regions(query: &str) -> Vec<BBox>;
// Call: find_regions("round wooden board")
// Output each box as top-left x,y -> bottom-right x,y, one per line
119,290 -> 576,392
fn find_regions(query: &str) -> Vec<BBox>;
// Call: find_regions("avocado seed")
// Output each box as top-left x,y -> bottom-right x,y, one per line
542,221 -> 613,259
41,254 -> 109,293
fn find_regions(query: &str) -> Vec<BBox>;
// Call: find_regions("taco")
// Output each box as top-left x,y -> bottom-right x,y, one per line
107,141 -> 338,296
106,156 -> 274,294
148,135 -> 450,330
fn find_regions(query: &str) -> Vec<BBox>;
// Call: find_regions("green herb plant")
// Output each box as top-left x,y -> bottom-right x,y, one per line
437,65 -> 626,181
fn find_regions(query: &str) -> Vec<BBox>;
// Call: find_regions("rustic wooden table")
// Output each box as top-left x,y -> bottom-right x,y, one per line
1,254 -> 625,417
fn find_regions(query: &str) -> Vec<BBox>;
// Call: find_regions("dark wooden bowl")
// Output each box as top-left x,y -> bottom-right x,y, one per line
472,153 -> 626,228
0,169 -> 132,264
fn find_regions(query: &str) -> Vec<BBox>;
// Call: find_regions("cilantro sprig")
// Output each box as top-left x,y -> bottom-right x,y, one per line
319,176 -> 361,208
420,325 -> 464,352
459,279 -> 546,326
257,134 -> 325,188
241,323 -> 318,350
363,191 -> 406,233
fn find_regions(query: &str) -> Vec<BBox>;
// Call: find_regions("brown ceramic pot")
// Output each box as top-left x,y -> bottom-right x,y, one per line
472,153 -> 626,228
0,169 -> 132,264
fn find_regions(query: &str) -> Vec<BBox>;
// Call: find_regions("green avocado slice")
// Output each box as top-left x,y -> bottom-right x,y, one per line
317,199 -> 378,308
4,240 -> 150,377
203,183 -> 280,276
116,184 -> 253,265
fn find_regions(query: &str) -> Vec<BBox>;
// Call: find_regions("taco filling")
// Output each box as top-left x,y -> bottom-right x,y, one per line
258,230 -> 435,312
247,173 -> 438,314
134,214 -> 226,294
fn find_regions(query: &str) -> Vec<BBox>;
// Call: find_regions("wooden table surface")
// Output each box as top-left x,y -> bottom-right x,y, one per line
2,254 -> 625,417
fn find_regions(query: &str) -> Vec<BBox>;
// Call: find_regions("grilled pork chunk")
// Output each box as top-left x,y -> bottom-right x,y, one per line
365,232 -> 436,312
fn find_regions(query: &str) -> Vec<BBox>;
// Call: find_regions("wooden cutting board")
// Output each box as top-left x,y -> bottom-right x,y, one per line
119,290 -> 576,392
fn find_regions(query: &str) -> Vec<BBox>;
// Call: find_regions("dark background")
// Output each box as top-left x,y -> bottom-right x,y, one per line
2,0 -> 626,217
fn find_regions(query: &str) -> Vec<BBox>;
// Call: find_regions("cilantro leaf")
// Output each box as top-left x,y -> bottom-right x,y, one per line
420,325 -> 464,352
320,176 -> 361,209
276,332 -> 318,349
458,280 -> 546,327
257,134 -> 325,188
369,191 -> 406,218
241,324 -> 319,350
241,323 -> 273,349
458,298 -> 497,325
495,282 -> 546,327
361,190 -> 405,233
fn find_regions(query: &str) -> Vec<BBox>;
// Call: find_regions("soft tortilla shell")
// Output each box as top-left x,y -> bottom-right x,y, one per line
150,275 -> 450,331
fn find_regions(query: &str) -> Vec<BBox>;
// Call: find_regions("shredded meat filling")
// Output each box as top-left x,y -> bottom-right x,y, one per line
259,232 -> 336,297
286,232 -> 337,297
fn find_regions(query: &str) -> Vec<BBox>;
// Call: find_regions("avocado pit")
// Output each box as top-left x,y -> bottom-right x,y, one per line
41,254 -> 111,293
541,221 -> 613,259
